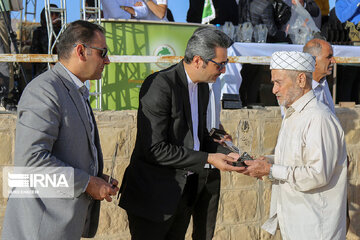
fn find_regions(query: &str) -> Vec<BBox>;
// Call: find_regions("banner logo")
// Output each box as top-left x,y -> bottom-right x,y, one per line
154,44 -> 176,69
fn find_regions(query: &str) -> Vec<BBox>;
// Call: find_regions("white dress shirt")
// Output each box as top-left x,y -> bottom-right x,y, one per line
262,91 -> 347,240
185,70 -> 200,151
206,79 -> 221,131
205,79 -> 222,169
312,77 -> 335,113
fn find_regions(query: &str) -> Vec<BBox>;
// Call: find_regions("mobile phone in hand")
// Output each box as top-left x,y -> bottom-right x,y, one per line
232,152 -> 253,167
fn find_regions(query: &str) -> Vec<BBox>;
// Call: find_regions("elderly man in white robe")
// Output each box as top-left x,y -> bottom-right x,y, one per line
240,51 -> 348,240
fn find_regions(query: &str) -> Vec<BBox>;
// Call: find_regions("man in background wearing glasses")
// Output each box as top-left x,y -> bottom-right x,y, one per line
119,26 -> 242,239
2,20 -> 119,240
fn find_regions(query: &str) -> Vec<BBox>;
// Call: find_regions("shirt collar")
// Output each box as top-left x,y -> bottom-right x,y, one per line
208,82 -> 213,90
184,68 -> 197,90
58,62 -> 85,91
291,90 -> 316,113
312,77 -> 327,89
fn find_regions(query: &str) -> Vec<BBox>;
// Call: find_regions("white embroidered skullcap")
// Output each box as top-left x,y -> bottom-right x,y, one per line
270,51 -> 315,72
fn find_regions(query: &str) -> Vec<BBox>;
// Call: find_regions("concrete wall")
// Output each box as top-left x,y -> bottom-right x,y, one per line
0,107 -> 359,240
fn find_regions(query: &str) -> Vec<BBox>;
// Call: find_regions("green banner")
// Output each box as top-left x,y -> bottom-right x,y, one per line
90,20 -> 200,110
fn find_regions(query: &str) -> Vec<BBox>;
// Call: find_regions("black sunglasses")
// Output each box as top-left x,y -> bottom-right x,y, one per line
73,43 -> 108,58
207,58 -> 229,71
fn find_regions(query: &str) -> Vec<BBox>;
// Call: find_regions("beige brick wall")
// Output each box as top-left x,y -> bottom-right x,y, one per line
0,107 -> 359,240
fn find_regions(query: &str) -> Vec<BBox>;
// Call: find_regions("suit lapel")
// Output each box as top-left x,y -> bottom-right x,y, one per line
51,63 -> 95,157
176,62 -> 194,136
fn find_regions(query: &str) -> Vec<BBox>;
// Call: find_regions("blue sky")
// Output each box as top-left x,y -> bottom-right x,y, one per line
26,0 -> 335,24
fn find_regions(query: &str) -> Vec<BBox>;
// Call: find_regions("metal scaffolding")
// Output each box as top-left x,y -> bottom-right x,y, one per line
19,0 -> 36,53
0,0 -> 28,85
44,0 -> 67,55
80,0 -> 101,23
23,0 -> 37,22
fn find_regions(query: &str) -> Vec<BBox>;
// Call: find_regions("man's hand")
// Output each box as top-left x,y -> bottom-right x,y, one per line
212,124 -> 233,144
102,173 -> 119,187
120,6 -> 135,16
228,152 -> 239,160
214,133 -> 233,145
86,176 -> 119,202
241,157 -> 272,180
134,1 -> 143,6
207,153 -> 246,171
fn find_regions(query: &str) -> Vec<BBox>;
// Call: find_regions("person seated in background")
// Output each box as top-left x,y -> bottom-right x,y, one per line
137,0 -> 168,21
102,0 -> 167,21
102,0 -> 147,20
187,0 -> 238,25
30,4 -> 61,78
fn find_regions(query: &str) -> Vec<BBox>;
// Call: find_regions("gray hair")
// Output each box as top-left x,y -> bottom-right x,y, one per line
303,38 -> 331,57
183,26 -> 233,64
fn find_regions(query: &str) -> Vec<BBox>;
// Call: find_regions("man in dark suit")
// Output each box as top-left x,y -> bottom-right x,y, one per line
119,27 -> 243,239
2,20 -> 119,240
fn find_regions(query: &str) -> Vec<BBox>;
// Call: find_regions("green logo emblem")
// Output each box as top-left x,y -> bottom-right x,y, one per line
154,44 -> 176,69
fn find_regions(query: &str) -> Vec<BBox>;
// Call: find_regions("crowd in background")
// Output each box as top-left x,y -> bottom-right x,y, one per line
96,0 -> 359,45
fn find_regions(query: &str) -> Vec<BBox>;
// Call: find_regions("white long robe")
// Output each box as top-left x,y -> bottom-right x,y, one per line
262,91 -> 347,240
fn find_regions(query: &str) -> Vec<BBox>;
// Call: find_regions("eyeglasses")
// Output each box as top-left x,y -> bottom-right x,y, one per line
207,58 -> 229,71
73,43 -> 108,58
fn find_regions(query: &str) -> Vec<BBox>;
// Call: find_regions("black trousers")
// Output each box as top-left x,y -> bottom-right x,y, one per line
127,169 -> 220,240
192,168 -> 221,240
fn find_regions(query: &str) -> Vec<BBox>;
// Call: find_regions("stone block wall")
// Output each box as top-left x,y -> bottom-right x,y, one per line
0,114 -> 16,237
0,107 -> 359,240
